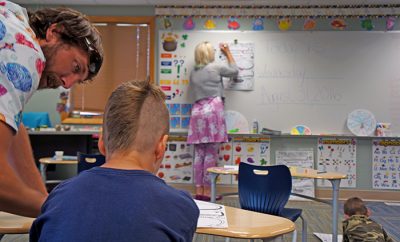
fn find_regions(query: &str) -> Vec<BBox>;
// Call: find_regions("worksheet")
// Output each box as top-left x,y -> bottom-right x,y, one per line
195,200 -> 228,228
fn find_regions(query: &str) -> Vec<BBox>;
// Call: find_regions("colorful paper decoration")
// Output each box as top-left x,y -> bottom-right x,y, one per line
252,18 -> 264,31
161,33 -> 178,52
162,17 -> 172,30
278,18 -> 292,31
303,18 -> 317,30
227,17 -> 240,30
386,17 -> 396,31
204,19 -> 216,29
183,17 -> 195,30
331,18 -> 347,30
361,18 -> 374,31
290,125 -> 312,135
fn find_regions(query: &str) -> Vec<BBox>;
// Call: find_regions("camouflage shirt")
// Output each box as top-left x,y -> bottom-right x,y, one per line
342,215 -> 393,242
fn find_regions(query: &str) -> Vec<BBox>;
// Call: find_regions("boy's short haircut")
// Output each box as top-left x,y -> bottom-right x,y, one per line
344,197 -> 368,216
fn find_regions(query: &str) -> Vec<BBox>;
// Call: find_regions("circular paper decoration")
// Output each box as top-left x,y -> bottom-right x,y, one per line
224,110 -> 249,134
290,125 -> 312,135
331,18 -> 346,30
386,17 -> 396,31
347,109 -> 376,136
278,18 -> 292,31
204,19 -> 216,29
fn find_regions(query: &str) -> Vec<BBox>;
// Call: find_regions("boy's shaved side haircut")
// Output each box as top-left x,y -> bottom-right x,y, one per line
344,197 -> 368,216
102,79 -> 169,155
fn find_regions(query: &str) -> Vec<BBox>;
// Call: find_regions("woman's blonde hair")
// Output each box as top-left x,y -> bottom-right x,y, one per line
194,41 -> 215,66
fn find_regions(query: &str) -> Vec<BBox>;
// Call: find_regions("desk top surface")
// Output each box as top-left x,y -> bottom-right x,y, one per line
207,166 -> 347,180
0,212 -> 34,234
196,205 -> 295,239
39,157 -> 78,164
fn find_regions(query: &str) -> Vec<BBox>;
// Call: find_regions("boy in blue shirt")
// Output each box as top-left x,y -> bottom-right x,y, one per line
30,79 -> 199,242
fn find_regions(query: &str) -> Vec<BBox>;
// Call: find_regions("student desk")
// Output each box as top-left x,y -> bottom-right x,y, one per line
207,167 -> 346,242
0,212 -> 33,237
39,157 -> 78,184
196,205 -> 295,240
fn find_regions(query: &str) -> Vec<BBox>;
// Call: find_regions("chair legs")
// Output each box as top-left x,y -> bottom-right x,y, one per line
300,215 -> 307,242
291,229 -> 297,242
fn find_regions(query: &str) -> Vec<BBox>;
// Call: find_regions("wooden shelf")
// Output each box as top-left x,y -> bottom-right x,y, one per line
61,118 -> 103,125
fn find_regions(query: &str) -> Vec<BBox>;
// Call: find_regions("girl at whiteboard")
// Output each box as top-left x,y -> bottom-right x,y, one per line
187,41 -> 238,200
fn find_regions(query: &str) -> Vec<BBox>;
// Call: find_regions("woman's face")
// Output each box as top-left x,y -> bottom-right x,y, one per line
208,45 -> 215,62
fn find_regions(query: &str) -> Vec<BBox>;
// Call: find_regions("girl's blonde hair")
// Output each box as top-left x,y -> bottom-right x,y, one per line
194,41 -> 215,66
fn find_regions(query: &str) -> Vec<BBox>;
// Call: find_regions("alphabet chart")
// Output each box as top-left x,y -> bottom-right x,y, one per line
276,150 -> 315,200
157,136 -> 194,183
372,139 -> 400,190
317,138 -> 357,188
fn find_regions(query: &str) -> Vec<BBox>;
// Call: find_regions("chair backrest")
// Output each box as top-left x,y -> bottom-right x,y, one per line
238,162 -> 292,216
77,152 -> 106,173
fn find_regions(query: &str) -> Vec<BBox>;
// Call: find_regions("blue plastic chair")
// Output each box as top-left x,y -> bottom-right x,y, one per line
238,162 -> 307,242
77,152 -> 106,174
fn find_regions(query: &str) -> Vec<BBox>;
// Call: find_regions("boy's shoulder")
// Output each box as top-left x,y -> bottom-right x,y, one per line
343,215 -> 389,242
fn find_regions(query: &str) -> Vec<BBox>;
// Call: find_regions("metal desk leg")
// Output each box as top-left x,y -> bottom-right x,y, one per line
210,173 -> 219,203
329,179 -> 341,242
39,163 -> 47,183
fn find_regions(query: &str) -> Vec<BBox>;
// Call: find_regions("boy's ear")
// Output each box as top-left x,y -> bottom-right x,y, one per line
344,214 -> 349,219
155,134 -> 168,161
367,208 -> 371,217
97,133 -> 106,156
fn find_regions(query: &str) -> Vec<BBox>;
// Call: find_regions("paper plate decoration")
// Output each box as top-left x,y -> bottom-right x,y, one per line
347,109 -> 377,136
278,18 -> 292,31
183,17 -> 195,30
204,19 -> 216,29
386,17 -> 396,31
331,18 -> 346,30
303,18 -> 316,30
224,110 -> 249,134
290,125 -> 312,135
227,17 -> 240,30
252,18 -> 264,31
361,18 -> 374,31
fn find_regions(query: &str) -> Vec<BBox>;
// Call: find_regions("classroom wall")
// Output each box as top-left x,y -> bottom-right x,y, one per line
21,3 -> 400,196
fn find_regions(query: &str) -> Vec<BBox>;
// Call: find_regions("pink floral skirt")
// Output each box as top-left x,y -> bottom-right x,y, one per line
187,96 -> 228,144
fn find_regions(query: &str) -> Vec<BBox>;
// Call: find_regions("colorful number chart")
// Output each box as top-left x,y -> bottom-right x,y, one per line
276,150 -> 315,200
157,136 -> 194,184
317,138 -> 357,188
231,137 -> 270,184
372,139 -> 400,190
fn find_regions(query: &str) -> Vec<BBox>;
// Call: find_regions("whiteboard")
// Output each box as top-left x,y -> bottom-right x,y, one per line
158,31 -> 400,135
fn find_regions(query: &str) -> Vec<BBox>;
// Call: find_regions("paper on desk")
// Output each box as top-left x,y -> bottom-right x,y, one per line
194,200 -> 228,228
223,165 -> 239,171
313,232 -> 343,242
